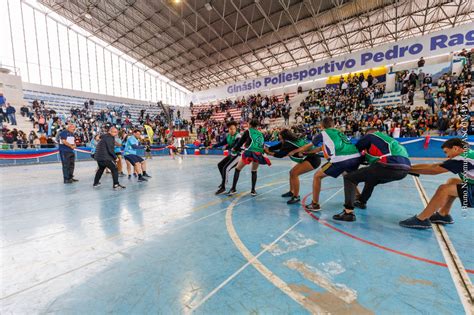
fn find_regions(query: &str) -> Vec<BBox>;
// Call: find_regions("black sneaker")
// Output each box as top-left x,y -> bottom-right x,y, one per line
138,177 -> 148,182
287,196 -> 301,204
64,179 -> 73,184
333,210 -> 356,222
429,212 -> 454,224
354,200 -> 367,209
143,173 -> 152,178
113,184 -> 126,190
119,172 -> 125,177
71,178 -> 79,182
281,191 -> 293,198
133,173 -> 138,178
305,202 -> 321,212
399,215 -> 432,229
215,187 -> 226,195
227,189 -> 237,196
250,190 -> 257,196
93,182 -> 101,188
128,175 -> 131,180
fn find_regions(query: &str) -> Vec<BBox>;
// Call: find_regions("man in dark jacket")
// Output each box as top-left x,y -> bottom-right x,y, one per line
93,127 -> 125,189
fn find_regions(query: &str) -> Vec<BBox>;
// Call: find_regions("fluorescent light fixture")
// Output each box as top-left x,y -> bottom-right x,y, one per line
84,12 -> 92,20
204,2 -> 212,11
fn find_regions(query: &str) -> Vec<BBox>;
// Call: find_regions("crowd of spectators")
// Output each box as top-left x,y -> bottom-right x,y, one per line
0,98 -> 188,148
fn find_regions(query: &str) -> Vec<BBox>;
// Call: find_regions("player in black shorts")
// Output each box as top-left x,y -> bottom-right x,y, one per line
265,129 -> 321,204
212,121 -> 242,195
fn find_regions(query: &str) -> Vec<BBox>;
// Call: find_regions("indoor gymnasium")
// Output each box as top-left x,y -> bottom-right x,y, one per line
0,1 -> 473,314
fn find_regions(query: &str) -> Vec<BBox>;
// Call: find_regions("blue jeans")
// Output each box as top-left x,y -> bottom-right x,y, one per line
8,114 -> 16,125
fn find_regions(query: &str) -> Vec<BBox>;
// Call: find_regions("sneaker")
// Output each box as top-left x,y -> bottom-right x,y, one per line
64,179 -> 73,184
128,175 -> 131,180
133,173 -> 138,178
93,182 -> 101,188
250,190 -> 257,196
215,187 -> 226,195
305,202 -> 321,212
138,177 -> 148,182
143,173 -> 152,178
119,172 -> 125,177
70,178 -> 79,182
113,184 -> 126,190
399,215 -> 432,229
281,191 -> 293,198
354,200 -> 367,209
227,189 -> 237,196
429,212 -> 454,224
287,196 -> 301,205
333,210 -> 356,222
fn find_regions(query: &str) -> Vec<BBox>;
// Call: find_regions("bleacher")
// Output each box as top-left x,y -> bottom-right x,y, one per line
372,91 -> 402,107
22,89 -> 171,123
192,92 -> 297,126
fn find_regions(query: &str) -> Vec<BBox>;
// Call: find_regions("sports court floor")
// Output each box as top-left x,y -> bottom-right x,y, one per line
1,156 -> 473,314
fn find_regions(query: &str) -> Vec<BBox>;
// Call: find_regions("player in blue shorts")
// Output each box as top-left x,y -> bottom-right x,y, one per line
124,130 -> 151,182
289,117 -> 361,211
400,138 -> 474,229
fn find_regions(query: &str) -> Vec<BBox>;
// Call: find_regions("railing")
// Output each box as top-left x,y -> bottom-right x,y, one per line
1,136 -> 473,167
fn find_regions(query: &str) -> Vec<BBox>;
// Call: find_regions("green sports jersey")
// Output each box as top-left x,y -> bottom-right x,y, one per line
226,133 -> 238,148
321,128 -> 360,163
248,128 -> 264,153
286,138 -> 310,163
365,132 -> 409,165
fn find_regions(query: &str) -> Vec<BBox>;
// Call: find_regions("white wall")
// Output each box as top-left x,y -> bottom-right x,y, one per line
0,72 -> 25,107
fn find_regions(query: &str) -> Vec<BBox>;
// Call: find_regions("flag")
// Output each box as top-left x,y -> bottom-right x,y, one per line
144,125 -> 154,144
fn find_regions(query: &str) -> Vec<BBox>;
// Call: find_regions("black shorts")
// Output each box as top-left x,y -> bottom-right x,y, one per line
457,183 -> 474,208
303,154 -> 321,169
124,154 -> 144,166
321,157 -> 361,178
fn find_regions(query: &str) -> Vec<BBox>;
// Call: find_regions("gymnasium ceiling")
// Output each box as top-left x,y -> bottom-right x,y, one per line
39,0 -> 474,92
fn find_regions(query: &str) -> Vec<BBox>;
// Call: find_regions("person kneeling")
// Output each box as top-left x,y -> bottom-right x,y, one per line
93,127 -> 125,190
400,138 -> 474,229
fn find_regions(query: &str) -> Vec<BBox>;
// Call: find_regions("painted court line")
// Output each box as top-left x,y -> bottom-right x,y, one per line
414,177 -> 474,314
301,193 -> 474,273
0,180 -> 289,301
189,185 -> 343,313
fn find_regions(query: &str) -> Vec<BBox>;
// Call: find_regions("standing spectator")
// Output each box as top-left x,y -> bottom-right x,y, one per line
408,70 -> 417,88
59,124 -> 77,184
6,104 -> 16,125
417,69 -> 425,90
283,109 -> 290,126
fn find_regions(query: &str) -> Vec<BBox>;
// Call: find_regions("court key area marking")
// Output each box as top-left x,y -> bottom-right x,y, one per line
189,178 -> 344,313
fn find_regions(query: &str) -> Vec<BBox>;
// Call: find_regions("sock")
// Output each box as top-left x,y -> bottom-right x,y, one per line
231,169 -> 240,190
251,171 -> 257,191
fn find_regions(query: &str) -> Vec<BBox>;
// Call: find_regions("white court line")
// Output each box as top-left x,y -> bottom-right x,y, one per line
189,186 -> 344,313
413,177 -> 474,314
0,180 -> 290,301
